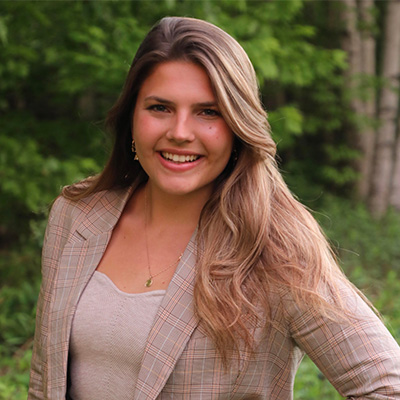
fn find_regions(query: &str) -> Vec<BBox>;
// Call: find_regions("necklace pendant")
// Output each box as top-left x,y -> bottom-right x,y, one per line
145,278 -> 153,288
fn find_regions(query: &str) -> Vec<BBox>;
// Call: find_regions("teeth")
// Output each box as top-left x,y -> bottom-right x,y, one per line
162,152 -> 200,163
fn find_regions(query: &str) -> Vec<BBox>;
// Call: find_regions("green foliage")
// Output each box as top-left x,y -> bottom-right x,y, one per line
269,106 -> 304,149
294,356 -> 343,400
0,118 -> 101,247
317,196 -> 400,280
0,282 -> 38,353
321,144 -> 360,186
0,247 -> 38,399
0,345 -> 31,400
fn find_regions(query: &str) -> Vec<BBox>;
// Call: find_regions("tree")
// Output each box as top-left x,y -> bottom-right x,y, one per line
341,0 -> 376,200
340,0 -> 400,217
369,0 -> 400,217
391,128 -> 400,210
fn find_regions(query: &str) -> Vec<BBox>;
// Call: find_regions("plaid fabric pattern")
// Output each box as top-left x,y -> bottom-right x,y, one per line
29,187 -> 400,399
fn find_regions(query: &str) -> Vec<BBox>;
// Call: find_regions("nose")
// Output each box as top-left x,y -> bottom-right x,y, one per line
165,111 -> 195,143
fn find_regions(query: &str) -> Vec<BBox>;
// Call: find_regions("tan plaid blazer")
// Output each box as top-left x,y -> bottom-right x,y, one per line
29,186 -> 400,399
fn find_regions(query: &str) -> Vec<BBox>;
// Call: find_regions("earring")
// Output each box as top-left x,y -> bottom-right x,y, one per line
232,147 -> 238,163
131,139 -> 139,161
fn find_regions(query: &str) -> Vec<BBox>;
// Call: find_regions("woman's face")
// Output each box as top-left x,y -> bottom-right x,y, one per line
132,61 -> 233,200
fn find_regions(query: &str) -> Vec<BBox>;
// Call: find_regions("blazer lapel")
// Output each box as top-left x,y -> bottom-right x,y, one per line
46,186 -> 134,397
134,231 -> 199,400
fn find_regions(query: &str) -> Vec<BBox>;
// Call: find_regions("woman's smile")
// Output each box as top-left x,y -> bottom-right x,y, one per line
157,150 -> 204,173
160,151 -> 201,163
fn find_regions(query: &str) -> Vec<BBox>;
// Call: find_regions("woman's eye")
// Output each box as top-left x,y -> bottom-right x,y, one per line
148,104 -> 168,112
201,109 -> 220,117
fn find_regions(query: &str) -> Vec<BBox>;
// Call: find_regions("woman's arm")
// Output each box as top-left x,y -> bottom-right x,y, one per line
28,196 -> 71,399
284,283 -> 400,399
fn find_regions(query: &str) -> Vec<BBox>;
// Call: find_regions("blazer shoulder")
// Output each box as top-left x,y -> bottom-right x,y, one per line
48,184 -> 135,237
46,188 -> 111,240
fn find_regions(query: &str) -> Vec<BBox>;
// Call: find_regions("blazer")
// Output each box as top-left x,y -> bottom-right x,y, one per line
29,185 -> 400,399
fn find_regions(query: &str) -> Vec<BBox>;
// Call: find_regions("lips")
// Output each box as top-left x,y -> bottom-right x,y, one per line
161,151 -> 201,163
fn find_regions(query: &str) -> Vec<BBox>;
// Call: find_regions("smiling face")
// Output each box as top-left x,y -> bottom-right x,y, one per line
132,61 -> 233,201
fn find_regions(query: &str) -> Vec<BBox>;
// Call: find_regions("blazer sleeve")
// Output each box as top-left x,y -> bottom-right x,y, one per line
28,196 -> 71,400
283,283 -> 400,399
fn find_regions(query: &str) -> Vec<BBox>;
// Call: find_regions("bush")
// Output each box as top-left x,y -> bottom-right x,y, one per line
316,195 -> 400,282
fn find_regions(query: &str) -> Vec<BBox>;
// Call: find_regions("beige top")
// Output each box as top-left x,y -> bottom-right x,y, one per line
68,271 -> 165,400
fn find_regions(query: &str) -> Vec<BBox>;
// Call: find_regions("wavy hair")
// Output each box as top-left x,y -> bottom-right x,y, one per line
64,17 -> 366,363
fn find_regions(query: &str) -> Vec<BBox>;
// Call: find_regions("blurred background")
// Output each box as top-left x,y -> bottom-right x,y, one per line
1,1 -> 400,398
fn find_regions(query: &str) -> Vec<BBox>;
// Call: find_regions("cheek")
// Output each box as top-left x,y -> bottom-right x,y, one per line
205,124 -> 233,150
133,113 -> 149,135
133,113 -> 162,144
217,127 -> 234,157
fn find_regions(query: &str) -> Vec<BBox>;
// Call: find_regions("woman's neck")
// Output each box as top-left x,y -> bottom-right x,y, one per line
140,182 -> 210,231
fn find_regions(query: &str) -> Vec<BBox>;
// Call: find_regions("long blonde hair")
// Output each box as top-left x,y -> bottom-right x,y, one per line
64,17 -> 363,363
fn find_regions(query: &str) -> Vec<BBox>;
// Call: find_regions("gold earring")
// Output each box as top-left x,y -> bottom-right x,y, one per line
131,140 -> 139,161
232,147 -> 238,163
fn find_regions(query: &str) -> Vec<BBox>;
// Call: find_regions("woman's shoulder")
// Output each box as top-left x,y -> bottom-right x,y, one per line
49,179 -> 132,231
51,180 -> 102,217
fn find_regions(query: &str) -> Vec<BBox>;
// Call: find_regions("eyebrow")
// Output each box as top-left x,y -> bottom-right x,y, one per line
144,96 -> 218,108
144,96 -> 173,105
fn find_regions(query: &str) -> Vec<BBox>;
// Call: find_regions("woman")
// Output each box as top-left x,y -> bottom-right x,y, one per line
29,16 -> 400,399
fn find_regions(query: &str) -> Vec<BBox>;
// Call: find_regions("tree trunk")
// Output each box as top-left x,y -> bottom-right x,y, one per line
340,0 -> 377,200
341,0 -> 363,114
369,0 -> 400,218
358,0 -> 376,199
390,116 -> 400,210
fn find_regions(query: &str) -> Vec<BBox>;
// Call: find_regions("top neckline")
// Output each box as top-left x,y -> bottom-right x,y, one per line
94,271 -> 166,297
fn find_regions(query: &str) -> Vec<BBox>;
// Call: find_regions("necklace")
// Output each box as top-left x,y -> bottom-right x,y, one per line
144,187 -> 183,288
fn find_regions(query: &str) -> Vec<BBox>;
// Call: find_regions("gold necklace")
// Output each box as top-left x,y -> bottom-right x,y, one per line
144,187 -> 183,288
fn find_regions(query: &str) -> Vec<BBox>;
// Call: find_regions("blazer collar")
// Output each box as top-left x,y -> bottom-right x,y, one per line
134,229 -> 199,399
74,184 -> 136,240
